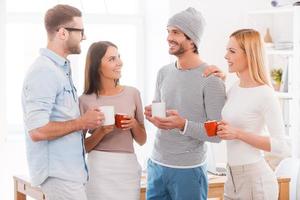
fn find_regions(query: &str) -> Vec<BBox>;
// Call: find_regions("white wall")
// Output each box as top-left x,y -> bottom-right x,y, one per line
144,1 -> 170,104
136,1 -> 171,168
0,0 -> 7,144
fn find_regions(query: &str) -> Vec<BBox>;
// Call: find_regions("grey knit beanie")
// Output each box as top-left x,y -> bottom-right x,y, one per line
167,7 -> 205,49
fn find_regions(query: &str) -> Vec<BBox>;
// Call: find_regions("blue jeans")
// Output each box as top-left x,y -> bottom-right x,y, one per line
146,159 -> 208,200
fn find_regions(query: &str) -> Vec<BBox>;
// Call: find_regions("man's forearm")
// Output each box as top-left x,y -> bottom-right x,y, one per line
29,119 -> 83,142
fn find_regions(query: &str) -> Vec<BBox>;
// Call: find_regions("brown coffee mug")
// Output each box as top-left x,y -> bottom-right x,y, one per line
204,120 -> 218,137
115,113 -> 128,128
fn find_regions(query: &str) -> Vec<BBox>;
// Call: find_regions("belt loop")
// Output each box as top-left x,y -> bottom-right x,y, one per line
228,165 -> 236,193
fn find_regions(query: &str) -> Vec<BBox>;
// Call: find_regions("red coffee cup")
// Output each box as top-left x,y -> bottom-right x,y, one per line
204,120 -> 218,137
115,113 -> 128,128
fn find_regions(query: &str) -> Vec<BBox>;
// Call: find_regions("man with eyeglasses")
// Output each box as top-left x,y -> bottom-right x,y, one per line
21,4 -> 102,200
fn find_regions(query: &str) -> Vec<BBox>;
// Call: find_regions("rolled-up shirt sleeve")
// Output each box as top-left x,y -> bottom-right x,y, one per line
23,68 -> 59,131
264,93 -> 291,157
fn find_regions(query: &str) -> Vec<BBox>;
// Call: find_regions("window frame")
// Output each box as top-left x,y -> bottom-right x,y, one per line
1,1 -> 145,139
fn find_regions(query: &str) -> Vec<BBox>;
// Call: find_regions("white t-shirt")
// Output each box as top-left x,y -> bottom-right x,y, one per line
222,82 -> 290,166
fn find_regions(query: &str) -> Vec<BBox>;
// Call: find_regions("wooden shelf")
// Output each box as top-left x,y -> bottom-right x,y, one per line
249,7 -> 293,15
276,92 -> 293,99
266,49 -> 293,56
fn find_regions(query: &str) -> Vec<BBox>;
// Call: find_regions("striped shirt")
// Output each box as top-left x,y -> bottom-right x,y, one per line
151,62 -> 226,167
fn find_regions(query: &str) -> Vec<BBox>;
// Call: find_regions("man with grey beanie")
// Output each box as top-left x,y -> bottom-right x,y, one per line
144,7 -> 226,200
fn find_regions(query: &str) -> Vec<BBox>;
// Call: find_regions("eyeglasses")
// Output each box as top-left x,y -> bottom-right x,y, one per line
63,27 -> 85,37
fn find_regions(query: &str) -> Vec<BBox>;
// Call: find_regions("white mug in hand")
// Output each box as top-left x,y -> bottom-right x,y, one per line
99,106 -> 115,125
152,102 -> 166,118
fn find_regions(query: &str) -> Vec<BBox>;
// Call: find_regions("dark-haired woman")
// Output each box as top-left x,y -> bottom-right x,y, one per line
79,41 -> 146,200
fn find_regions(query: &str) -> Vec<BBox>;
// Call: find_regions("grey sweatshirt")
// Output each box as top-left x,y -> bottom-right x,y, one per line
151,62 -> 226,167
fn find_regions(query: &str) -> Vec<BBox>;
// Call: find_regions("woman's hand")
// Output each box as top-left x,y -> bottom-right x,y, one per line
217,120 -> 241,140
217,121 -> 273,152
120,115 -> 137,130
96,125 -> 114,135
202,65 -> 226,81
84,125 -> 114,153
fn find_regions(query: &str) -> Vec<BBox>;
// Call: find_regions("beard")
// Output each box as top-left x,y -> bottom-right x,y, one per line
69,46 -> 81,54
66,39 -> 81,54
168,42 -> 186,56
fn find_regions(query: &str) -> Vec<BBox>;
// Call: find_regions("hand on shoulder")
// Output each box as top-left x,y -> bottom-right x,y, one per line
203,65 -> 226,81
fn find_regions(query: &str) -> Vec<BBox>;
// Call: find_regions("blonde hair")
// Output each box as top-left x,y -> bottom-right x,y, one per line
230,29 -> 270,86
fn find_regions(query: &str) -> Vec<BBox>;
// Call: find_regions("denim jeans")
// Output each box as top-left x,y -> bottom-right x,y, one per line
146,159 -> 208,200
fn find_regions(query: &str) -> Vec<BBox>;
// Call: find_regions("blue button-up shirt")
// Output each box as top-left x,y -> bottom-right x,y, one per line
22,48 -> 88,186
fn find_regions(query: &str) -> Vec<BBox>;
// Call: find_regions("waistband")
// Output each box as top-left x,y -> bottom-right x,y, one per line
150,158 -> 205,169
227,159 -> 271,175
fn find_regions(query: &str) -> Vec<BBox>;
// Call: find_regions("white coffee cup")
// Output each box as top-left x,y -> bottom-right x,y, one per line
99,106 -> 115,125
152,102 -> 166,118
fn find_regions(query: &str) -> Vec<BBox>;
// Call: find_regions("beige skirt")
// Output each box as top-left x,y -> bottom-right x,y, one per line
86,150 -> 142,200
224,159 -> 278,200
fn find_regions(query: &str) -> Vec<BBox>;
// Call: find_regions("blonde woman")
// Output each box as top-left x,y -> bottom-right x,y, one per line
217,29 -> 290,199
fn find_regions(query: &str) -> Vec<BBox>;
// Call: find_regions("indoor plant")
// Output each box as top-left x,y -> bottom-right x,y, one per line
271,68 -> 282,91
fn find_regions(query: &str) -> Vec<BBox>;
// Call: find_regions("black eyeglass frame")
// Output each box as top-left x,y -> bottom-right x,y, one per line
60,27 -> 85,37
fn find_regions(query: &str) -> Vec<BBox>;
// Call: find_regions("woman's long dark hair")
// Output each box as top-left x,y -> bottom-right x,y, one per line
83,41 -> 119,96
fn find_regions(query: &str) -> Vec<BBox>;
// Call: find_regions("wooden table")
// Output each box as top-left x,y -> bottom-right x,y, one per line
13,176 -> 45,200
206,175 -> 290,200
14,175 -> 290,200
140,175 -> 290,200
